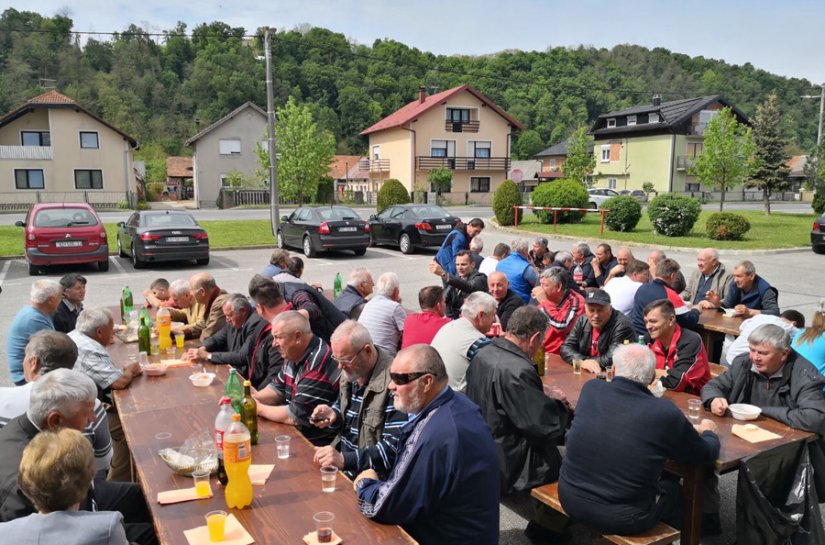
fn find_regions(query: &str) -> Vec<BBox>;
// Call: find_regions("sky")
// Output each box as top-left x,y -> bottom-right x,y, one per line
4,0 -> 825,85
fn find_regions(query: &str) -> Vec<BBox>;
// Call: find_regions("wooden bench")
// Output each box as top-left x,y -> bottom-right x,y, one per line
531,482 -> 680,545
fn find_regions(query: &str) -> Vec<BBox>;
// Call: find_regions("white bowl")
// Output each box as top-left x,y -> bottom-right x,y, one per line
189,372 -> 216,387
729,403 -> 761,421
722,308 -> 737,317
142,363 -> 167,377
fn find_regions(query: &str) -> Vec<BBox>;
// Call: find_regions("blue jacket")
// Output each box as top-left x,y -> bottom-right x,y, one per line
358,387 -> 500,545
434,229 -> 468,275
721,275 -> 779,315
497,253 -> 535,303
631,279 -> 699,336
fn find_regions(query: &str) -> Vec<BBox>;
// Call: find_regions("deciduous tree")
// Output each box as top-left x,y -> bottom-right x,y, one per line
562,126 -> 596,186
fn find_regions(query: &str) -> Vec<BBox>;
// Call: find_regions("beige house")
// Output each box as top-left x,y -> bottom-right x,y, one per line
186,102 -> 266,208
360,85 -> 523,205
0,90 -> 139,207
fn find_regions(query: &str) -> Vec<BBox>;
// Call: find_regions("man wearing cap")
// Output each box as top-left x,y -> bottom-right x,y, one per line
561,289 -> 637,374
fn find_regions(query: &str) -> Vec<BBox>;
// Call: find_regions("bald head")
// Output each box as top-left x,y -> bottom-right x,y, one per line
190,273 -> 217,304
616,247 -> 634,267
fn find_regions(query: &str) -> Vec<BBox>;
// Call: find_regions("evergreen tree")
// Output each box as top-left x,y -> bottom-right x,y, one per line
747,94 -> 790,214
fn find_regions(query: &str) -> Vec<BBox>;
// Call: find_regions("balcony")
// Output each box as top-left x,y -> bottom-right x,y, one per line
0,145 -> 53,160
358,158 -> 390,173
676,156 -> 696,171
444,120 -> 480,133
417,156 -> 511,171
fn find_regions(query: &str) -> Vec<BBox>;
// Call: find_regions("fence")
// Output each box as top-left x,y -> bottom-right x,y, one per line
220,188 -> 378,208
513,205 -> 611,235
0,191 -> 132,211
681,190 -> 800,202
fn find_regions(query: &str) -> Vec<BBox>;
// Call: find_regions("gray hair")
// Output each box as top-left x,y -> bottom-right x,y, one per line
27,331 -> 78,375
736,260 -> 756,276
31,279 -> 62,304
541,266 -> 568,287
748,323 -> 790,351
460,291 -> 498,319
574,242 -> 591,256
75,308 -> 113,338
27,369 -> 96,428
648,249 -> 666,264
169,278 -> 191,298
506,306 -> 547,340
699,248 -> 719,261
226,293 -> 253,314
330,320 -> 373,350
271,310 -> 311,335
470,236 -> 483,252
654,258 -> 681,279
402,345 -> 448,383
348,267 -> 372,287
510,238 -> 529,254
554,251 -> 572,264
613,344 -> 656,385
375,272 -> 399,297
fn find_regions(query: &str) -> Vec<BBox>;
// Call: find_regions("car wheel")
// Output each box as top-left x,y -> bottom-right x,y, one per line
814,245 -> 825,255
196,256 -> 210,266
369,233 -> 377,247
399,233 -> 414,254
98,259 -> 109,272
117,237 -> 127,258
277,231 -> 286,249
27,263 -> 40,276
353,247 -> 367,256
589,201 -> 598,210
303,235 -> 317,258
131,242 -> 144,269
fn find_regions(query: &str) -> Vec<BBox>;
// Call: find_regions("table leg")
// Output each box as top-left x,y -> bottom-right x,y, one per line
680,465 -> 705,545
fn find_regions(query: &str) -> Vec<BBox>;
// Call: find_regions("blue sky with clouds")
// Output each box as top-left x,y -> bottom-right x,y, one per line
5,0 -> 824,84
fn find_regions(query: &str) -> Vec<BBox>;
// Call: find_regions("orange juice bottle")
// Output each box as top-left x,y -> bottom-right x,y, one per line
223,414 -> 253,509
156,306 -> 172,352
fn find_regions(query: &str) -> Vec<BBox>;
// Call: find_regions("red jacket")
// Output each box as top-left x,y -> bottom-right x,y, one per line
648,325 -> 710,394
539,289 -> 585,355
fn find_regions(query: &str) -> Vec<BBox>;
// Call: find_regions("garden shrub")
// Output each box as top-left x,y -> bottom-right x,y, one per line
492,180 -> 521,225
705,212 -> 751,241
647,193 -> 702,236
813,191 -> 825,215
602,195 -> 642,232
530,179 -> 589,223
377,179 -> 410,212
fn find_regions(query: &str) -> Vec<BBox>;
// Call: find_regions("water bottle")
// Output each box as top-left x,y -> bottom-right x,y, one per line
333,272 -> 342,299
224,368 -> 243,414
214,396 -> 234,486
120,286 -> 133,321
638,335 -> 646,345
573,265 -> 584,285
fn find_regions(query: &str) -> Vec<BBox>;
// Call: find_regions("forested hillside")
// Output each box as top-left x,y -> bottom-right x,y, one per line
0,8 -> 820,160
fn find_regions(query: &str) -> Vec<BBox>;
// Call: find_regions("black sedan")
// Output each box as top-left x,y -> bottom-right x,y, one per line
813,213 -> 825,254
369,204 -> 460,254
116,210 -> 210,268
278,206 -> 370,257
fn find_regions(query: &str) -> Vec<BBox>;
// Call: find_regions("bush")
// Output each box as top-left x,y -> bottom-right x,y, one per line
145,181 -> 165,201
602,195 -> 642,232
377,179 -> 410,212
813,191 -> 825,215
135,200 -> 151,210
492,180 -> 521,225
530,179 -> 589,223
705,212 -> 751,241
647,193 -> 702,236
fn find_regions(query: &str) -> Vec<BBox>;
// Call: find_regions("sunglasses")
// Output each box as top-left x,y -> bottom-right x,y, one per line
390,371 -> 431,385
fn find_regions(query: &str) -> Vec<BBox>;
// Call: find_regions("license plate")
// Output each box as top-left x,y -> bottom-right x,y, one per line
166,236 -> 189,243
55,240 -> 83,248
338,227 -> 357,232
436,224 -> 451,230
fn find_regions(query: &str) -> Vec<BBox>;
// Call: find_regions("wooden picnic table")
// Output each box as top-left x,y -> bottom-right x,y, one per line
696,308 -> 743,358
541,354 -> 814,545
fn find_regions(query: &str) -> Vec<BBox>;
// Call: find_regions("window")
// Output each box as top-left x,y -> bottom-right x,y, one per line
607,178 -> 617,190
372,145 -> 380,160
627,115 -> 637,126
687,142 -> 704,158
600,145 -> 611,162
649,113 -> 659,123
15,169 -> 44,189
549,159 -> 556,171
469,141 -> 491,158
446,108 -> 471,123
219,139 -> 241,155
79,131 -> 99,149
74,170 -> 103,189
431,140 -> 455,157
220,174 -> 230,188
686,182 -> 700,192
606,118 -> 616,128
470,177 -> 490,192
21,131 -> 50,146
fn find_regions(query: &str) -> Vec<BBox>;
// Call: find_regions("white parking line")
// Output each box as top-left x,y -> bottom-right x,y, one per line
367,247 -> 415,260
110,256 -> 127,275
0,260 -> 10,288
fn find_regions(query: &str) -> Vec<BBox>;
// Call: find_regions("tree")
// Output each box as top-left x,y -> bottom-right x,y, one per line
746,94 -> 790,214
513,129 -> 544,160
562,126 -> 596,186
427,166 -> 452,194
804,140 -> 825,213
689,107 -> 755,211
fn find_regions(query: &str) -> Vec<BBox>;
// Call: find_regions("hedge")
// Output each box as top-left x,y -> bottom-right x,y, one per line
647,193 -> 702,237
492,180 -> 521,225
602,195 -> 642,232
530,179 -> 589,223
705,212 -> 751,241
377,179 -> 410,212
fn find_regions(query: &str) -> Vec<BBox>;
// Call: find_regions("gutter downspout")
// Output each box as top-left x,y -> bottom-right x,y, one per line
401,124 -> 416,200
668,134 -> 676,193
122,140 -> 131,205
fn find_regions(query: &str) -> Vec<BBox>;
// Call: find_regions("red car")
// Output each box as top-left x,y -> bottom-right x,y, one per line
16,203 -> 109,275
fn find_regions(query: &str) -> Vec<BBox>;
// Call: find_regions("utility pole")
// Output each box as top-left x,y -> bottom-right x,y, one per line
264,27 -> 279,237
802,82 -> 825,147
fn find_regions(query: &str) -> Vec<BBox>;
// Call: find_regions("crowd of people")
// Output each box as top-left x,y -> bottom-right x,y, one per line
1,217 -> 825,545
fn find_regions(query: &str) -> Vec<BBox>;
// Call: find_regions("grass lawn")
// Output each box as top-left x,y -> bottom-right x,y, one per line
513,210 -> 815,249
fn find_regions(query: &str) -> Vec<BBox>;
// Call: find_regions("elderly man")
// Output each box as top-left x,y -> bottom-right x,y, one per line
310,321 -> 407,480
0,369 -> 156,545
642,300 -> 710,394
0,331 -> 112,476
261,248 -> 290,277
701,260 -> 780,317
53,273 -> 86,333
168,278 -> 203,334
479,242 -> 509,276
334,267 -> 374,320
430,250 -> 488,319
400,286 -> 451,349
469,235 -> 485,270
603,246 -> 634,285
254,311 -> 340,445
533,267 -> 585,355
681,248 -> 733,305
6,279 -> 62,385
487,271 -> 524,331
279,275 -> 347,344
561,289 -> 636,374
529,237 -> 551,270
358,272 -> 406,356
497,238 -> 540,303
431,292 -> 497,392
647,249 -> 666,272
572,242 -> 595,286
632,258 -> 699,336
604,260 -> 650,316
70,308 -> 141,482
184,273 -> 229,341
434,218 -> 485,275
354,345 -> 499,544
559,344 -> 719,536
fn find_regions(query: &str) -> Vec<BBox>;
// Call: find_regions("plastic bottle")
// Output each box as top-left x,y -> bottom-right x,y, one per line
156,306 -> 172,352
532,343 -> 546,376
121,286 -> 133,321
223,413 -> 253,509
241,380 -> 259,445
224,368 -> 243,414
333,272 -> 342,299
138,309 -> 151,354
638,335 -> 646,345
214,396 -> 234,486
573,265 -> 584,285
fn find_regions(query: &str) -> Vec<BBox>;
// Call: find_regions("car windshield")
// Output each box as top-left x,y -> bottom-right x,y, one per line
33,208 -> 98,228
144,214 -> 197,228
410,206 -> 450,218
317,207 -> 360,221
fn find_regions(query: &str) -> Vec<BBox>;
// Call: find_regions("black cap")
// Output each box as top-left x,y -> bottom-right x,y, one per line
585,289 -> 611,306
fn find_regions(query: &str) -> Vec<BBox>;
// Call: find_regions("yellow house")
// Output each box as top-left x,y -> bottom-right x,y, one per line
359,85 -> 523,205
589,95 -> 749,193
0,90 -> 139,208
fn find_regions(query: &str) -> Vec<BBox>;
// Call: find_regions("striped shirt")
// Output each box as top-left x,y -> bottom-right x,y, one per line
358,295 -> 406,356
68,330 -> 124,404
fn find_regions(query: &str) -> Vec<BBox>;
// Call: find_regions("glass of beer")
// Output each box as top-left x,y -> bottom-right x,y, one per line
572,359 -> 582,375
205,510 -> 226,542
320,466 -> 338,493
313,511 -> 335,543
192,469 -> 211,498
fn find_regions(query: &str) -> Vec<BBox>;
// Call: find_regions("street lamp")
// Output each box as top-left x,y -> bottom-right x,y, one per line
802,82 -> 825,147
257,28 -> 279,236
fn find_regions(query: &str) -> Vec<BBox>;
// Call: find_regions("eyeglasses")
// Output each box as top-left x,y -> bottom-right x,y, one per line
334,344 -> 366,366
390,371 -> 431,385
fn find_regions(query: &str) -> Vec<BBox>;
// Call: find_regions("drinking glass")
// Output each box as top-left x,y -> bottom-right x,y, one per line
320,466 -> 337,493
192,469 -> 211,498
275,435 -> 291,459
688,399 -> 702,420
175,333 -> 185,349
572,359 -> 582,375
605,366 -> 614,382
313,511 -> 335,543
205,510 -> 226,542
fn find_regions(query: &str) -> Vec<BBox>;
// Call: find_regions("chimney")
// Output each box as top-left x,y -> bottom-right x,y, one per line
419,86 -> 426,104
652,94 -> 661,107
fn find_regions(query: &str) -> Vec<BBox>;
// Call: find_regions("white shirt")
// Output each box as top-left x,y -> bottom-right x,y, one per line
357,295 -> 406,356
478,256 -> 499,276
604,276 -> 643,316
431,317 -> 485,392
725,314 -> 800,366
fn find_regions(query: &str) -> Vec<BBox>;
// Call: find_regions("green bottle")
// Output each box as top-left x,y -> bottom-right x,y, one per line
638,335 -> 646,345
241,380 -> 259,445
224,368 -> 243,414
333,272 -> 342,299
138,309 -> 151,354
121,286 -> 133,321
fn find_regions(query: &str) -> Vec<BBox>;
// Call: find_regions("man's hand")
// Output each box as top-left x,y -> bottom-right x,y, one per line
710,397 -> 729,416
184,347 -> 208,363
313,446 -> 344,469
694,418 -> 718,435
531,286 -> 547,303
696,299 -> 717,310
309,404 -> 336,428
428,261 -> 445,277
607,263 -> 625,279
126,361 -> 142,377
543,384 -> 573,413
353,469 -> 380,492
581,360 -> 601,374
704,290 -> 721,307
734,304 -> 753,318
590,257 -> 602,276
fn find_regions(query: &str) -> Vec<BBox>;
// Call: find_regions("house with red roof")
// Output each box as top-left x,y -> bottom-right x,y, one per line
0,90 -> 139,206
360,85 -> 523,204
